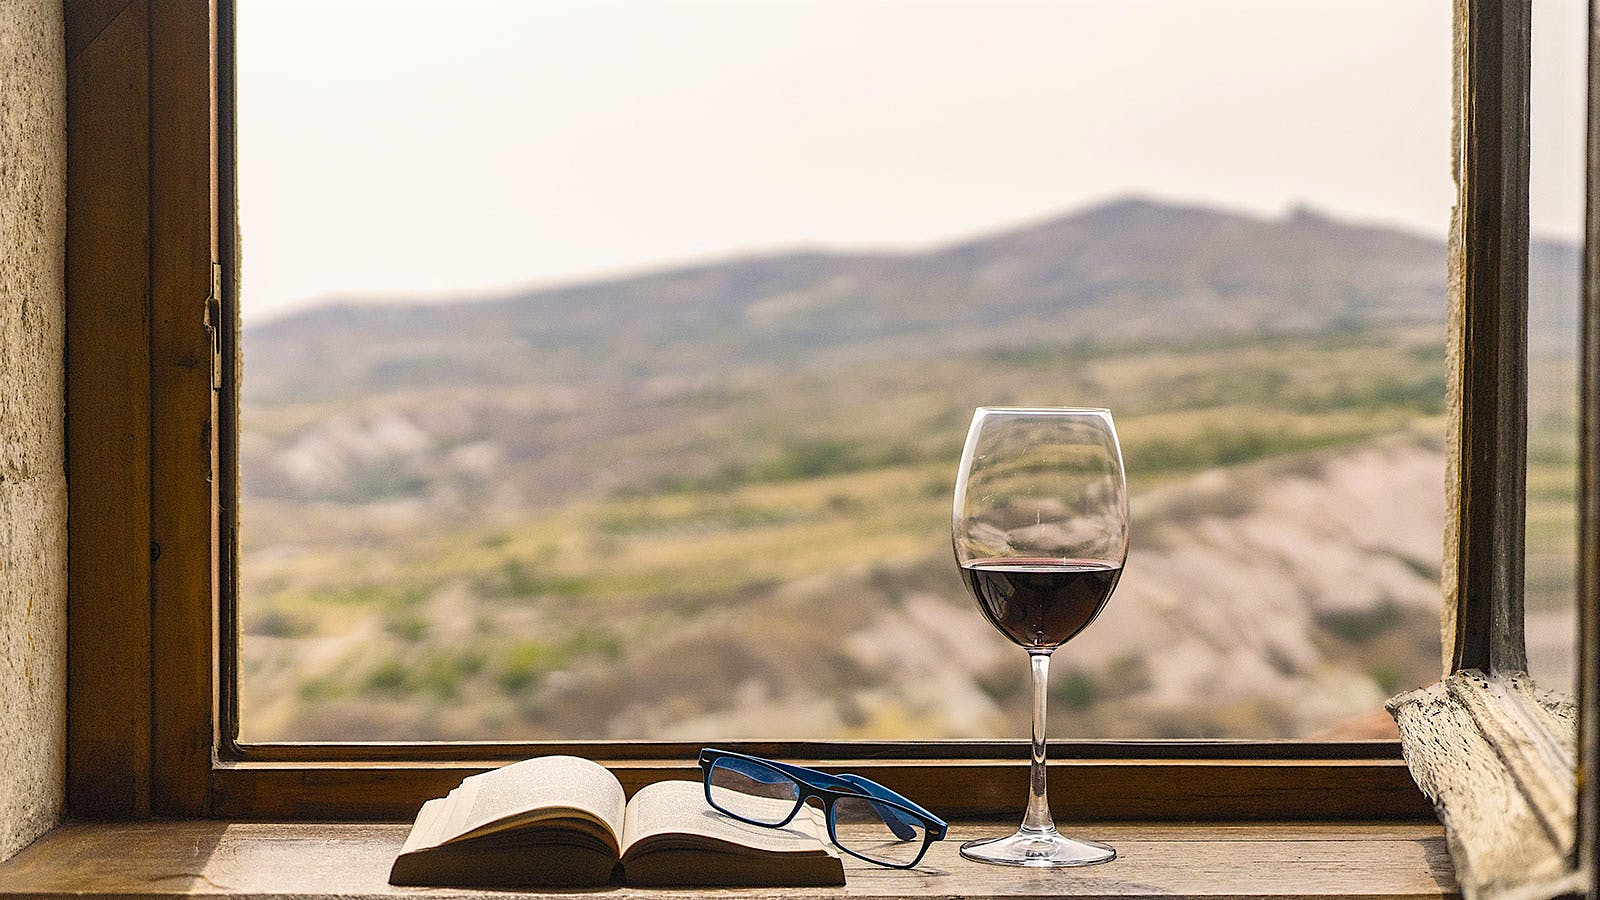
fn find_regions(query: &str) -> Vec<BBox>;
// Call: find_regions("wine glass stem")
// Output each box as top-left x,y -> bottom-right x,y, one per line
1022,649 -> 1057,835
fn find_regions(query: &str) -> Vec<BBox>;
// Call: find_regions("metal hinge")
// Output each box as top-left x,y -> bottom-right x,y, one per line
204,261 -> 222,391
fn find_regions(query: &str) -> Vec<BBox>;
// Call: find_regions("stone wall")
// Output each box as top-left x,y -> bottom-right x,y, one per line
0,0 -> 66,863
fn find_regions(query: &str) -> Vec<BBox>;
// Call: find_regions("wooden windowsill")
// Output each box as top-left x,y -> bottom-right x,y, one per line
0,819 -> 1457,898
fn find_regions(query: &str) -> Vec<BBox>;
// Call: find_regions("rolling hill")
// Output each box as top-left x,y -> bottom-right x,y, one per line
234,197 -> 1582,741
246,197 -> 1524,403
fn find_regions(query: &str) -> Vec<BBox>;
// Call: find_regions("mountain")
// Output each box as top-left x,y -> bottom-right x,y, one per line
248,197 -> 1578,404
233,196 -> 1584,741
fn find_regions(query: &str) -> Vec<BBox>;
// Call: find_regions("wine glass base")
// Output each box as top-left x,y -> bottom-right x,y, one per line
959,829 -> 1116,867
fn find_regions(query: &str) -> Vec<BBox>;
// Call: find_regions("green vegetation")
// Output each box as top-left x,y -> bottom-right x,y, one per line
1316,600 -> 1404,645
495,632 -> 621,694
476,560 -> 590,600
361,650 -> 486,701
236,324 -> 1480,741
1367,664 -> 1403,696
1051,670 -> 1099,712
231,201 -> 1587,740
243,608 -> 315,638
1131,427 -> 1364,475
383,612 -> 429,642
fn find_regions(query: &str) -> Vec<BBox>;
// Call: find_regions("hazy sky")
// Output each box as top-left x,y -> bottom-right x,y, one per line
238,0 -> 1585,322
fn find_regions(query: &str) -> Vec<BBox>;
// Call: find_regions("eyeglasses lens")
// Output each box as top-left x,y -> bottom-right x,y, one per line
707,757 -> 801,825
830,795 -> 926,866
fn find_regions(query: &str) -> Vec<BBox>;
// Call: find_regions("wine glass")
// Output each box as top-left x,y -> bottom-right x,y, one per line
952,407 -> 1129,867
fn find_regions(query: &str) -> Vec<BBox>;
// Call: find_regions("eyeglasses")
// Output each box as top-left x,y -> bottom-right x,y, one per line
697,748 -> 948,868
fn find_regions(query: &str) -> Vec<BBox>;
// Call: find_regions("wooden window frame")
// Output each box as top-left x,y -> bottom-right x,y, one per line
1386,2 -> 1596,896
1576,5 -> 1600,893
58,0 -> 1590,848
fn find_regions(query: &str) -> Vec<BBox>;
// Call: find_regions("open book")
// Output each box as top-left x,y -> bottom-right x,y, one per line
388,755 -> 846,887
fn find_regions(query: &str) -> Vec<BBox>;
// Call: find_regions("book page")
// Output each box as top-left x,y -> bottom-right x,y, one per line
399,797 -> 453,855
619,780 -> 830,856
439,756 -> 627,848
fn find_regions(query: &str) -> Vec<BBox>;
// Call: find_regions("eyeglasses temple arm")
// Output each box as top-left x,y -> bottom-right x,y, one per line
835,773 -> 945,836
700,751 -> 944,839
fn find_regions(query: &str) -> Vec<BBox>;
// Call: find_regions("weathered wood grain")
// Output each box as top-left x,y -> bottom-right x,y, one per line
1389,672 -> 1576,899
0,820 -> 1459,899
1445,0 -> 1531,676
207,758 -> 1432,822
1405,4 -> 1586,899
67,0 -> 219,821
1576,0 -> 1600,892
1448,673 -> 1575,848
64,0 -> 153,820
147,0 -> 219,818
1440,0 -> 1467,679
65,0 -> 135,62
231,739 -> 1403,762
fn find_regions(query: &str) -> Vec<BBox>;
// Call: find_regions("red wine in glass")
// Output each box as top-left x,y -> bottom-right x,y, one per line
959,558 -> 1122,649
952,407 -> 1129,868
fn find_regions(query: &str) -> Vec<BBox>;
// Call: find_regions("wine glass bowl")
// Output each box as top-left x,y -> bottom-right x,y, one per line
952,407 -> 1128,867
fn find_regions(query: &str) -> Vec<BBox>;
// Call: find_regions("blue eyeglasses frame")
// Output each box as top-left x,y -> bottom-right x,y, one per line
697,747 -> 948,868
